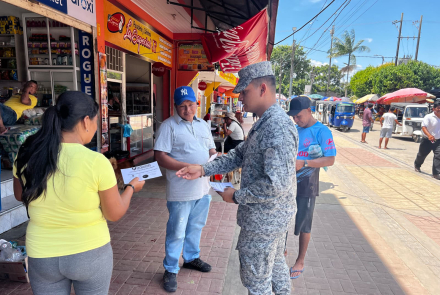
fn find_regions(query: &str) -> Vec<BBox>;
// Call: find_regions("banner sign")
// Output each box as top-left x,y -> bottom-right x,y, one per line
201,9 -> 268,73
104,0 -> 173,68
79,31 -> 94,98
219,71 -> 238,85
99,53 -> 109,150
178,43 -> 214,71
35,0 -> 96,27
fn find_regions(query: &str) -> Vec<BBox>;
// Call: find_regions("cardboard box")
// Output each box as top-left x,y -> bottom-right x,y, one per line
0,241 -> 29,283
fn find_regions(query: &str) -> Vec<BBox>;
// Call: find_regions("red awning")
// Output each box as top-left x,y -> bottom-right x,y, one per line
201,9 -> 269,73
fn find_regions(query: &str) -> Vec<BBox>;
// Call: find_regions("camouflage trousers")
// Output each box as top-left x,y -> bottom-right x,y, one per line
236,230 -> 290,295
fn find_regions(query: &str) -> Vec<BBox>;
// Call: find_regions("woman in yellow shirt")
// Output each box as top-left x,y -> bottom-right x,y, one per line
13,91 -> 145,295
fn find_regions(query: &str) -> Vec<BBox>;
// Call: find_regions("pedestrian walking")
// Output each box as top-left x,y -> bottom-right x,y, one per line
286,96 -> 336,279
154,86 -> 217,292
361,104 -> 374,143
13,91 -> 145,295
414,101 -> 440,180
176,61 -> 298,295
379,106 -> 401,149
223,112 -> 245,153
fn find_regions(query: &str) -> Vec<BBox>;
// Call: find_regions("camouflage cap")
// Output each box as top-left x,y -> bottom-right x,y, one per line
233,61 -> 275,94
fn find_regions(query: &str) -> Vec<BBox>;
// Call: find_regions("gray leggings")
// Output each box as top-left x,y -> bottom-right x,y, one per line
29,243 -> 113,295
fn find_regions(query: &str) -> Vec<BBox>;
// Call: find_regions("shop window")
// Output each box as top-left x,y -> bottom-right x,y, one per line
105,46 -> 123,72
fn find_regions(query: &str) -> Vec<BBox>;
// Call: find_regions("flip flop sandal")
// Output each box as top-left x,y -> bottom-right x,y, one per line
290,267 -> 304,279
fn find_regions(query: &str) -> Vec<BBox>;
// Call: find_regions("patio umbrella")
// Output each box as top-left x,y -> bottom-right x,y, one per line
376,88 -> 435,105
309,94 -> 323,99
355,94 -> 379,104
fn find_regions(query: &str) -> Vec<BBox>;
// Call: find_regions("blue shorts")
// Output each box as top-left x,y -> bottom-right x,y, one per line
0,104 -> 17,126
363,126 -> 370,133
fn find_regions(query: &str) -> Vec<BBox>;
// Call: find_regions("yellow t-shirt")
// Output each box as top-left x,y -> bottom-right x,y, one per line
4,94 -> 38,119
13,143 -> 117,258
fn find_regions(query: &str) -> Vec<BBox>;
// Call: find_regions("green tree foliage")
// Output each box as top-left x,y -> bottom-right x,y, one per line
350,61 -> 440,97
328,29 -> 370,86
271,45 -> 312,97
311,64 -> 343,94
270,45 -> 344,97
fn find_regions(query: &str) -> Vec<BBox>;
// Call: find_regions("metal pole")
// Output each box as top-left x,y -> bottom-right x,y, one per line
415,15 -> 423,61
278,65 -> 283,103
395,13 -> 403,66
288,27 -> 297,99
310,66 -> 316,94
326,25 -> 335,96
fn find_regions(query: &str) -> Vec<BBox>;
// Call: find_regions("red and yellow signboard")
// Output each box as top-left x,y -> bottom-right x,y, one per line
104,1 -> 173,68
178,43 -> 214,71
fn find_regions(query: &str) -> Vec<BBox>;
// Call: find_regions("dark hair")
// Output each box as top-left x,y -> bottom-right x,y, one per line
368,103 -> 374,108
251,75 -> 277,93
434,101 -> 440,109
15,91 -> 99,209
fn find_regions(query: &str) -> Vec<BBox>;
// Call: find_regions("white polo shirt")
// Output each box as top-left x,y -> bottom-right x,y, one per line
154,114 -> 215,201
228,121 -> 244,140
422,112 -> 440,139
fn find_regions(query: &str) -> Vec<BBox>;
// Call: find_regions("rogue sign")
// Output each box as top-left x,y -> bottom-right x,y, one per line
79,31 -> 94,98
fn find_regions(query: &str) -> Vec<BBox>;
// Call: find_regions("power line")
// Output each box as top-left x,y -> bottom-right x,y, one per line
298,0 -> 329,44
273,0 -> 336,45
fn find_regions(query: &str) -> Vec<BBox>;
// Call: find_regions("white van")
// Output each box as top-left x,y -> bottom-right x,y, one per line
390,103 -> 428,142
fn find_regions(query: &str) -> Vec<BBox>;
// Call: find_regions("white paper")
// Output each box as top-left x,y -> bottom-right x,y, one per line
208,153 -> 218,162
210,182 -> 234,192
121,162 -> 162,184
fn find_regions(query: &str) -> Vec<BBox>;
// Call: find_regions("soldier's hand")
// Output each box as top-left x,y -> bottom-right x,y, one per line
176,165 -> 203,180
218,187 -> 236,203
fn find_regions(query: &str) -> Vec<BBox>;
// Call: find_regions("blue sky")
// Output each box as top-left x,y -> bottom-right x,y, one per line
274,0 -> 440,77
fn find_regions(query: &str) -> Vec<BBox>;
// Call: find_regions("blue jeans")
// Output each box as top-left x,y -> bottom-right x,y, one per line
164,194 -> 211,273
0,104 -> 17,126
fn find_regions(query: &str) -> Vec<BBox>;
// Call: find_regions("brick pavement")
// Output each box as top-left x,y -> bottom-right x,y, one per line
2,115 -> 440,294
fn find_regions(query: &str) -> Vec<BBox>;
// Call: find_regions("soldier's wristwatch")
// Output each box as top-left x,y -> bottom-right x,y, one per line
304,160 -> 309,168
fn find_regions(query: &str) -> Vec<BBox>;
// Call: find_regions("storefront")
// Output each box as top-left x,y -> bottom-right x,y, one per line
0,0 -> 97,232
99,0 -> 173,164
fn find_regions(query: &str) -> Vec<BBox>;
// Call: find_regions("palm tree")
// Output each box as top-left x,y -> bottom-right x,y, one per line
328,29 -> 370,94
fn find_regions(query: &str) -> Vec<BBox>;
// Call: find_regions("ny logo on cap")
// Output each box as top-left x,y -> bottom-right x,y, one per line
181,88 -> 188,96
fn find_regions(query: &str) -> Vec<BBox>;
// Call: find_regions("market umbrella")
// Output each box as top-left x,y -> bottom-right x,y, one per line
376,88 -> 435,105
325,97 -> 341,101
355,94 -> 379,104
309,94 -> 324,99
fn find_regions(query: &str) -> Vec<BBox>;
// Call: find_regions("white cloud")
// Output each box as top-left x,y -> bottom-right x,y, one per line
365,38 -> 373,43
309,0 -> 322,3
333,59 -> 338,64
310,59 -> 328,67
356,65 -> 363,68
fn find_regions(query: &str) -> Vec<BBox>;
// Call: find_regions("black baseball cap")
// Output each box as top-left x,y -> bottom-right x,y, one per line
287,96 -> 311,117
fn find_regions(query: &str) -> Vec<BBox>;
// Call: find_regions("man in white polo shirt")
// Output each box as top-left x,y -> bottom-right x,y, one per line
154,86 -> 217,292
415,101 -> 440,179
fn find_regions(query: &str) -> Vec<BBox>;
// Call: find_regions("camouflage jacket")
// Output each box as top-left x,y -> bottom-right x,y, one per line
203,104 -> 298,234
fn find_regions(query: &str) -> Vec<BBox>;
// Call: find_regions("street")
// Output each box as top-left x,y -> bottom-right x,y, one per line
333,118 -> 435,176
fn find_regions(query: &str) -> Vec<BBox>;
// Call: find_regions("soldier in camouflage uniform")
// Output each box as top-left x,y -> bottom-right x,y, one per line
176,61 -> 298,295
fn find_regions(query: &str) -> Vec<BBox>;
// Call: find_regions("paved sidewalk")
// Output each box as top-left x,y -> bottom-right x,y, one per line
2,113 -> 440,294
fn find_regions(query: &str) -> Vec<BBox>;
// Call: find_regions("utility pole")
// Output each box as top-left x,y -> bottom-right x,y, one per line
278,64 -> 283,103
288,27 -> 297,99
415,15 -> 423,61
394,13 -> 403,66
310,66 -> 316,94
326,25 -> 335,96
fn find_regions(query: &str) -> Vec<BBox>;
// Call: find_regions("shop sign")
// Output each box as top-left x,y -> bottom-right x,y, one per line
152,62 -> 167,77
218,71 -> 238,86
201,9 -> 268,73
104,0 -> 173,68
79,31 -> 94,98
67,0 -> 97,27
34,0 -> 96,27
198,81 -> 207,91
178,43 -> 213,71
35,0 -> 68,14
